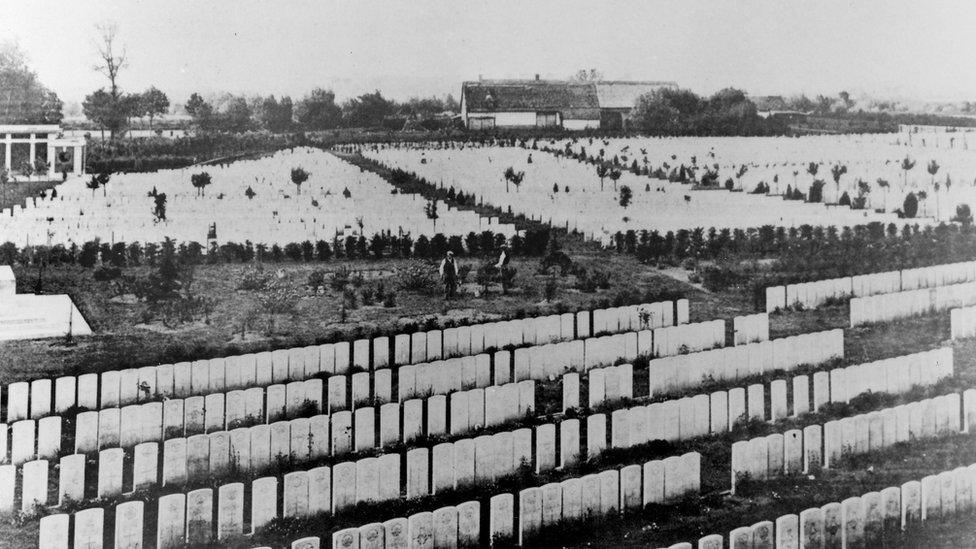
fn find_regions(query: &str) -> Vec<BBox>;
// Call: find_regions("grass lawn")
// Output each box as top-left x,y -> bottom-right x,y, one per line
0,177 -> 65,212
0,242 -> 694,385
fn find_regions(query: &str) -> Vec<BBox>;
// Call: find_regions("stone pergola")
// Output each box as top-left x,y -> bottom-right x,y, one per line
0,124 -> 86,178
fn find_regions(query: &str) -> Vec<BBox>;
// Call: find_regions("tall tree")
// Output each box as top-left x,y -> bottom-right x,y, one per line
91,22 -> 129,138
295,88 -> 341,130
341,91 -> 394,128
139,86 -> 170,131
0,41 -> 63,123
184,92 -> 214,130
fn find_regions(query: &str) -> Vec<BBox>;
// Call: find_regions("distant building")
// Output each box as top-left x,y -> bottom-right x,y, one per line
460,76 -> 677,131
0,124 -> 86,178
750,95 -> 809,122
594,81 -> 678,130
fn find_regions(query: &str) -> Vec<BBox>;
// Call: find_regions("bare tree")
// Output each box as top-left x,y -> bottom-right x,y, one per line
93,22 -> 127,101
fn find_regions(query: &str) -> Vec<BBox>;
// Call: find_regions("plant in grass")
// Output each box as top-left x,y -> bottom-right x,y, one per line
290,166 -> 310,194
191,171 -> 212,197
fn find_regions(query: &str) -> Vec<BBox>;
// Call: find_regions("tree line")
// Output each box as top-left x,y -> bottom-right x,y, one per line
609,221 -> 976,307
0,227 -> 557,271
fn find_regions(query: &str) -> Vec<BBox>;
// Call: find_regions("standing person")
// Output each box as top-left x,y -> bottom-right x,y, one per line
439,251 -> 459,299
494,244 -> 510,270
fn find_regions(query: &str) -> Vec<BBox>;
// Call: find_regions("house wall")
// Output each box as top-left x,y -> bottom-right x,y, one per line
562,119 -> 600,131
491,112 -> 539,127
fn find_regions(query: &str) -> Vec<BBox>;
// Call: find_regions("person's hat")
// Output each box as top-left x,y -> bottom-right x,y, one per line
447,251 -> 454,256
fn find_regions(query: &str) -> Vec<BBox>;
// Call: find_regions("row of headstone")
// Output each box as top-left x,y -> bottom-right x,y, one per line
503,453 -> 702,546
64,378 -> 530,456
603,347 -> 954,467
732,391 -> 965,493
692,463 -> 976,549
4,300 -> 681,423
732,313 -> 769,345
826,347 -> 953,404
30,410 -> 569,523
850,281 -> 976,326
651,320 -> 725,358
36,439 -> 694,548
765,260 -> 976,312
824,393 -> 964,468
950,305 -> 976,340
331,501 -> 481,549
2,380 -> 534,509
0,416 -> 61,465
568,363 -> 635,411
647,329 -> 844,396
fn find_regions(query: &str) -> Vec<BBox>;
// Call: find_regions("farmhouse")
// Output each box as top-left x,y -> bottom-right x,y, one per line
460,77 -> 677,131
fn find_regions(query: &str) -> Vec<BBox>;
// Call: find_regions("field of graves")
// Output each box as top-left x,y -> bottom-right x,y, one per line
356,129 -> 976,248
4,252 -> 976,548
3,130 -> 976,548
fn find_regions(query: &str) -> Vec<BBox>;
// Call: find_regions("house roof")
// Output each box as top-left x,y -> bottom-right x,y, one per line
594,81 -> 679,109
462,79 -> 680,118
462,80 -> 599,115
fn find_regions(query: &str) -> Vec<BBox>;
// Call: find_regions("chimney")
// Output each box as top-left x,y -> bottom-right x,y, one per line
478,74 -> 483,82
535,74 -> 540,81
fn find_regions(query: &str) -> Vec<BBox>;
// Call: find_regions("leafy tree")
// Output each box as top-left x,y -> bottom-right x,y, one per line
0,42 -> 63,123
341,90 -> 394,128
571,68 -> 604,82
953,204 -> 973,226
220,97 -> 253,132
295,88 -> 341,130
191,172 -> 212,197
503,167 -> 524,193
808,180 -> 826,203
290,167 -> 310,195
185,92 -> 214,129
139,86 -> 169,130
926,159 -> 940,185
618,185 -> 633,208
830,164 -> 847,202
86,171 -> 111,197
900,157 -> 916,187
903,192 -> 919,218
18,159 -> 33,179
608,168 -> 622,191
596,164 -> 609,191
424,199 -> 439,229
152,192 -> 167,222
259,95 -> 294,132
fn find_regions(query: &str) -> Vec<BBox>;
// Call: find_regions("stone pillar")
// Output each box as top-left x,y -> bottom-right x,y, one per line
3,134 -> 10,172
47,143 -> 55,178
28,134 -> 36,171
72,145 -> 83,175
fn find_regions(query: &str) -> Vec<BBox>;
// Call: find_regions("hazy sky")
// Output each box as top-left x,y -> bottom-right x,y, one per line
3,0 -> 975,105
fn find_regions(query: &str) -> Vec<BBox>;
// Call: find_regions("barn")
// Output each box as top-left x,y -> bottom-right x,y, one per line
595,80 -> 679,130
460,77 -> 677,131
460,78 -> 600,131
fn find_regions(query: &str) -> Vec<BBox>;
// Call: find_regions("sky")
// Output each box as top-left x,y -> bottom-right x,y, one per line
2,0 -> 975,106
